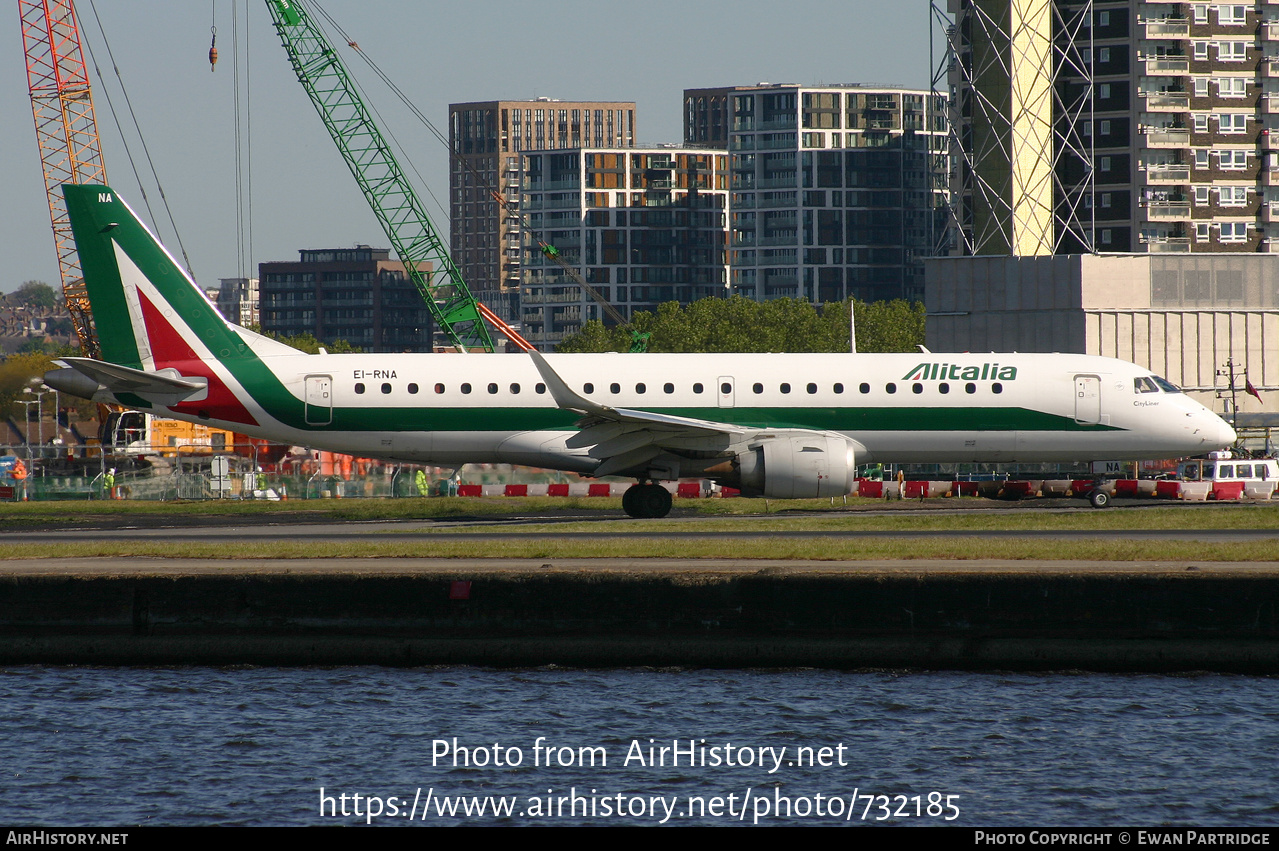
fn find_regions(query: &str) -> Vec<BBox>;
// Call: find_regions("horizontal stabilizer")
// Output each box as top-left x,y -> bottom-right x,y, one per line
56,357 -> 208,401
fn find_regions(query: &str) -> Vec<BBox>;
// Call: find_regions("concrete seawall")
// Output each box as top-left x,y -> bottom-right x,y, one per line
3,558 -> 1279,671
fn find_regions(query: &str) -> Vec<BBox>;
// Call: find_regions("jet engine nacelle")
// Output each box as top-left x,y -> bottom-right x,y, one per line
735,431 -> 858,499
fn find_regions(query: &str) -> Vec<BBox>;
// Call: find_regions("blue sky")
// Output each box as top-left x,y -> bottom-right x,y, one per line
4,0 -> 934,292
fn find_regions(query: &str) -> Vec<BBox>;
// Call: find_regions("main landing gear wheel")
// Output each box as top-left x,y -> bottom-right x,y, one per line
622,483 -> 673,519
1088,489 -> 1111,509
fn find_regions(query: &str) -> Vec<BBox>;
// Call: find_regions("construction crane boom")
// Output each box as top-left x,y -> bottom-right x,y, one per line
263,0 -> 495,352
19,0 -> 108,359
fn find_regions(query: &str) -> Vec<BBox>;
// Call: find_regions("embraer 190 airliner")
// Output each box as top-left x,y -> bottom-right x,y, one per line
44,184 -> 1236,517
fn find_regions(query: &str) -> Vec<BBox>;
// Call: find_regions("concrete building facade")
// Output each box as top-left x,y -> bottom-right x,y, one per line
449,99 -> 637,320
518,147 -> 730,349
926,253 -> 1278,417
259,247 -> 432,352
685,84 -> 950,304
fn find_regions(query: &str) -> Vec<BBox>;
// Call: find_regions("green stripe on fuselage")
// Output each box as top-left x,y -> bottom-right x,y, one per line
307,404 -> 1121,433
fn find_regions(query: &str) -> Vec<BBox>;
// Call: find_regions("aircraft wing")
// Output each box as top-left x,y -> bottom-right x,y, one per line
528,350 -> 745,477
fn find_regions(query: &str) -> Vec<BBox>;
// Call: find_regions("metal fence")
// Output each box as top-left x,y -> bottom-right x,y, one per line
0,442 -> 1149,503
0,443 -> 475,502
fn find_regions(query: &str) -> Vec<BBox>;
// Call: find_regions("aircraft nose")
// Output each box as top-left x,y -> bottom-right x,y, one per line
1217,417 -> 1238,448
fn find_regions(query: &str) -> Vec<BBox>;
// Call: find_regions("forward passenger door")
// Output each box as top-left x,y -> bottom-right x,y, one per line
1074,374 -> 1101,425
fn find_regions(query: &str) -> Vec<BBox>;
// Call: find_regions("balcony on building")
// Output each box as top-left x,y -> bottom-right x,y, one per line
1141,17 -> 1190,38
1143,126 -> 1191,147
1141,90 -> 1190,111
1145,200 -> 1192,219
1139,235 -> 1192,252
1144,163 -> 1192,183
1141,54 -> 1190,75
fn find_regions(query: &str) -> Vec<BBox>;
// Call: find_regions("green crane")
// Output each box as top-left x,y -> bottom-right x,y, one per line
264,0 -> 494,352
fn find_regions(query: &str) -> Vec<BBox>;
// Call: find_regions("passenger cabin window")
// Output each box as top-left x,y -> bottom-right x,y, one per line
780,383 -> 791,394
912,383 -> 923,394
487,383 -> 498,394
939,383 -> 950,394
693,383 -> 704,394
806,383 -> 817,394
833,383 -> 844,394
992,383 -> 1003,394
536,383 -> 547,394
965,383 -> 976,394
885,383 -> 896,394
355,383 -> 366,394
753,383 -> 764,394
635,383 -> 646,394
461,383 -> 472,394
510,383 -> 520,394
859,383 -> 870,394
583,383 -> 594,394
610,383 -> 620,394
434,383 -> 445,394
381,383 -> 392,394
663,383 -> 674,394
408,383 -> 419,394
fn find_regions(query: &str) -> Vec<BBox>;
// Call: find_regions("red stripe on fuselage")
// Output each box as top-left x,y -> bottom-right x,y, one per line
136,290 -> 259,426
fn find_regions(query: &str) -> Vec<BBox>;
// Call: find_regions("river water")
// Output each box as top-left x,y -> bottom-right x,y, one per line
3,666 -> 1277,826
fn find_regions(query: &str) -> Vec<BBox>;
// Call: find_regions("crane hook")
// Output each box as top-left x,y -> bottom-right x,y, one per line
209,25 -> 218,72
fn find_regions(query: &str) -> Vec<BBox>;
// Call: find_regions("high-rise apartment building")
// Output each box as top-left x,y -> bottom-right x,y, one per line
518,147 -> 730,348
215,277 -> 259,328
944,0 -> 1279,255
259,247 -> 432,352
449,99 -> 637,320
685,84 -> 950,303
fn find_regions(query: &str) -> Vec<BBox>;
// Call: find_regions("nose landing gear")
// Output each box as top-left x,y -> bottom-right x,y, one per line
622,482 -> 673,518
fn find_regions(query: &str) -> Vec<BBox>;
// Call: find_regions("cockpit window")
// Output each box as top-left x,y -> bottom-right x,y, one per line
1134,377 -> 1160,394
1134,375 -> 1183,394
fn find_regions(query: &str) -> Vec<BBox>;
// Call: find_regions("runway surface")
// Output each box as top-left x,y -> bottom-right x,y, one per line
3,499 -> 1278,545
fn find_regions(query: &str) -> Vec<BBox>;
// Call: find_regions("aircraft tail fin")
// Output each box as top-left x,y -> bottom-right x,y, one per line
61,183 -> 293,369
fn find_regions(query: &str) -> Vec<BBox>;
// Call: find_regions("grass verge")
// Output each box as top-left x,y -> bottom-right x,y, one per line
4,537 -> 1277,562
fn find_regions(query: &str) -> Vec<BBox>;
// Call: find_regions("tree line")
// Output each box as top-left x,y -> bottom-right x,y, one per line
556,296 -> 925,354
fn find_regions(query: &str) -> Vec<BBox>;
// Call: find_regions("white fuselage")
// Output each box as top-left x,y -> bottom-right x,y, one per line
151,349 -> 1235,474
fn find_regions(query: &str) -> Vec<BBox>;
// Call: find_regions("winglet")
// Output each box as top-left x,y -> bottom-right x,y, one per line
527,349 -> 609,418
527,350 -> 746,437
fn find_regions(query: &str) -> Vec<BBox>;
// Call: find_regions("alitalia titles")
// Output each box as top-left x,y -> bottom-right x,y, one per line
902,362 -> 1019,382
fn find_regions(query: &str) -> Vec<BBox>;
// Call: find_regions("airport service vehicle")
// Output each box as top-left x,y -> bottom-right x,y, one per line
43,185 -> 1238,517
1179,451 -> 1279,496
